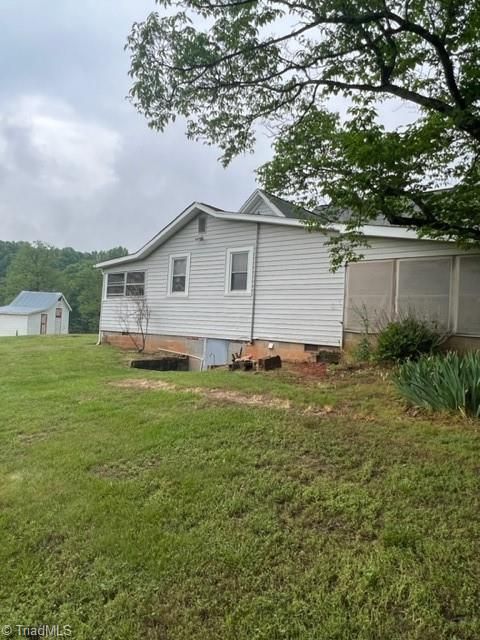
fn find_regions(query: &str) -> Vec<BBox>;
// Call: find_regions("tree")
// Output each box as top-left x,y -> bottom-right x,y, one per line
61,261 -> 103,333
0,241 -> 28,304
0,243 -> 128,332
118,297 -> 152,352
127,0 -> 480,265
3,242 -> 61,301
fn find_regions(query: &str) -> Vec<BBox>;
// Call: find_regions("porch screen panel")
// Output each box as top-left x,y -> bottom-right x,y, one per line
345,261 -> 394,331
457,256 -> 480,335
397,258 -> 451,327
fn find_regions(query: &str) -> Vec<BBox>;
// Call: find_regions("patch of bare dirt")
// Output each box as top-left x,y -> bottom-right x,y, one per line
287,362 -> 328,380
114,379 -> 176,391
91,455 -> 161,480
17,431 -> 49,445
110,379 -> 335,416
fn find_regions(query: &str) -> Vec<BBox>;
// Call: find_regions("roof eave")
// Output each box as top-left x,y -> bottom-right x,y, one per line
95,202 -> 222,268
96,202 -> 449,271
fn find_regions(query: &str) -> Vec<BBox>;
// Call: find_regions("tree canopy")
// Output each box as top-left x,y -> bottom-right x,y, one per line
0,242 -> 128,333
127,0 -> 480,265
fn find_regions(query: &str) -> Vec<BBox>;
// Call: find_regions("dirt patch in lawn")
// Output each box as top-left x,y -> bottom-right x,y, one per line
111,378 -> 335,416
91,455 -> 161,480
17,431 -> 50,445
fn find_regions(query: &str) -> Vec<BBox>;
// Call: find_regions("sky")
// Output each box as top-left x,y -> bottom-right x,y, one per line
0,1 -> 416,252
0,0 -> 273,251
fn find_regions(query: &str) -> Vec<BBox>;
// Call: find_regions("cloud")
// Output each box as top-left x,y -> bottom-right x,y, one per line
0,2 -> 269,251
0,96 -> 121,198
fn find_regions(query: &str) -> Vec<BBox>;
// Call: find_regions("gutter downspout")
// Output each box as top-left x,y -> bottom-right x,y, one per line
249,223 -> 260,343
96,269 -> 104,345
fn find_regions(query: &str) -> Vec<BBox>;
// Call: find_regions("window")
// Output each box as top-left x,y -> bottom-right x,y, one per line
457,256 -> 480,335
125,272 -> 145,297
345,261 -> 394,331
168,254 -> 190,295
198,214 -> 207,234
106,271 -> 145,298
397,258 -> 451,327
106,272 -> 125,297
231,252 -> 248,290
226,248 -> 253,294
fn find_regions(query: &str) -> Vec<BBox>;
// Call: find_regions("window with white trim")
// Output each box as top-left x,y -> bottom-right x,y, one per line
226,248 -> 253,294
457,256 -> 480,335
106,271 -> 146,298
168,254 -> 190,295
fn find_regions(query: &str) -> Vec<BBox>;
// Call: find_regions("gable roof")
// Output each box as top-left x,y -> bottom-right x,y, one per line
0,291 -> 71,316
239,189 -> 316,220
95,190 -> 423,269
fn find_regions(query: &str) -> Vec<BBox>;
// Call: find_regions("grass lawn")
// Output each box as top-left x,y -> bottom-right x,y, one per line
0,335 -> 479,639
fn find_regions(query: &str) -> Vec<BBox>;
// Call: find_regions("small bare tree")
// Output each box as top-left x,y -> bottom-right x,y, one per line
118,297 -> 151,352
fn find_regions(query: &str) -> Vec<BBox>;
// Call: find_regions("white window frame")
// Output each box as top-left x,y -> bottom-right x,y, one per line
225,247 -> 254,296
105,270 -> 146,299
168,253 -> 191,296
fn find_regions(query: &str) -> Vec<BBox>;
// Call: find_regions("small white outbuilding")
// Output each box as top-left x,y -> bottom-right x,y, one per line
0,291 -> 71,337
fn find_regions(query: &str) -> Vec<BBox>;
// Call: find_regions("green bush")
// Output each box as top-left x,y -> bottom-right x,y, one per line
354,335 -> 374,362
376,316 -> 444,362
395,351 -> 480,417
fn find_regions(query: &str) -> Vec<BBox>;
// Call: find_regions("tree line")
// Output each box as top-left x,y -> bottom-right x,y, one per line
0,241 -> 128,333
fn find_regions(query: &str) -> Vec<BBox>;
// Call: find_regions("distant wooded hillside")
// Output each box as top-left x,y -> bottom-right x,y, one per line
0,241 -> 128,333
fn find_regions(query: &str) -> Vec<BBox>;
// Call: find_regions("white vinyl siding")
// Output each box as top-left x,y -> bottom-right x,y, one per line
253,224 -> 345,346
0,314 -> 28,336
100,216 -> 257,340
99,213 -> 480,345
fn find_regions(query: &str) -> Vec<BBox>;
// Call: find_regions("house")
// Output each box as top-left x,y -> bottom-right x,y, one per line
0,291 -> 71,337
95,189 -> 480,367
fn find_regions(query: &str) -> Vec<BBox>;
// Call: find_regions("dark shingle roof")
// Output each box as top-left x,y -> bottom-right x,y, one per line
261,191 -> 319,220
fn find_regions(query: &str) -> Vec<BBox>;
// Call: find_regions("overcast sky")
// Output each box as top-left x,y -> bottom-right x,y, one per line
0,1 -> 416,252
0,0 -> 276,251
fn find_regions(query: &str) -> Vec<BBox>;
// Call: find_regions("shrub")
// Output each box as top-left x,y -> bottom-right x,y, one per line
354,335 -> 374,362
395,351 -> 480,417
376,316 -> 445,362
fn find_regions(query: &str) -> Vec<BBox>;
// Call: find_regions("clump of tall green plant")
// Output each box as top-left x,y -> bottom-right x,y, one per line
395,351 -> 480,417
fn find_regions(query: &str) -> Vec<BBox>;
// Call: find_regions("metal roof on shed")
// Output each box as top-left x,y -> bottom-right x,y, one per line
0,291 -> 71,316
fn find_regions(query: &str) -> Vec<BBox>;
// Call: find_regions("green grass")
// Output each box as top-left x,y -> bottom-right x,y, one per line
0,336 -> 479,639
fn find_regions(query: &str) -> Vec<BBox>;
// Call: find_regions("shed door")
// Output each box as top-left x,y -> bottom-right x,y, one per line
55,308 -> 62,334
205,339 -> 229,367
40,313 -> 48,335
